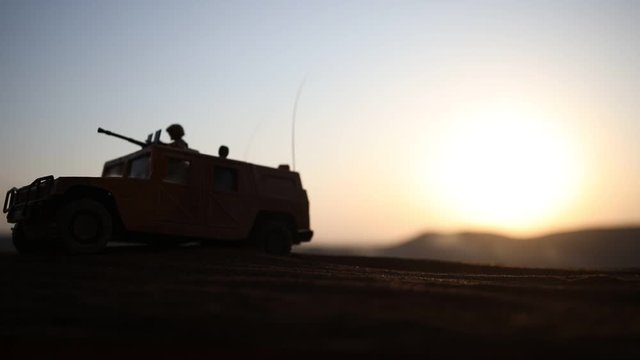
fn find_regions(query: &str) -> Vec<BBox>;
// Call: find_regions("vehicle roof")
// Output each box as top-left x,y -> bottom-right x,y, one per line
103,144 -> 294,174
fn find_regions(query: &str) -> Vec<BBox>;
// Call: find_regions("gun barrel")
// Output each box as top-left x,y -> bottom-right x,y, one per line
97,127 -> 147,147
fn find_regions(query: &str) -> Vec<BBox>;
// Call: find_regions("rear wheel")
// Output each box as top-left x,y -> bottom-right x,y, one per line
58,199 -> 113,254
255,221 -> 293,255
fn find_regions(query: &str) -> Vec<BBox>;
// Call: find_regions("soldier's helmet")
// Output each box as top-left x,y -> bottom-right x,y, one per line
166,124 -> 185,139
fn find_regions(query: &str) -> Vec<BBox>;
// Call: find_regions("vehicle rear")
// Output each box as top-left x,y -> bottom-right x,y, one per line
248,164 -> 313,253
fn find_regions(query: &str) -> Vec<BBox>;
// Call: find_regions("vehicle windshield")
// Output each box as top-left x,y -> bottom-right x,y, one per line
103,163 -> 124,177
129,155 -> 151,179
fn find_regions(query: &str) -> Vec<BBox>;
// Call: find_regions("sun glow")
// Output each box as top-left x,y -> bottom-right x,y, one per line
430,111 -> 583,233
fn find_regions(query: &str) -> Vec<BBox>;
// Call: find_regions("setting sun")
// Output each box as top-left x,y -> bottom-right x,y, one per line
431,110 -> 584,232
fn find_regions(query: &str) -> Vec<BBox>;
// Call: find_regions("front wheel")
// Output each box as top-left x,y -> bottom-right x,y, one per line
58,199 -> 113,254
255,221 -> 293,255
12,222 -> 51,255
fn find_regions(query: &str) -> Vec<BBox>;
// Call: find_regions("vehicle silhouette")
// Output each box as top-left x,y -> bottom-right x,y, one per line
3,128 -> 313,255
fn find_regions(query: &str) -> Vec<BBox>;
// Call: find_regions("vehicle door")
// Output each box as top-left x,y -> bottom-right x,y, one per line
156,153 -> 202,229
205,161 -> 251,238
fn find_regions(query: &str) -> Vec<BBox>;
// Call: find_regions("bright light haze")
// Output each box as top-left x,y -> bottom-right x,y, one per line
1,0 -> 639,245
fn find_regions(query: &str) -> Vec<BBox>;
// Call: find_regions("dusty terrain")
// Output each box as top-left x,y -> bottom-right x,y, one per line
1,244 -> 639,359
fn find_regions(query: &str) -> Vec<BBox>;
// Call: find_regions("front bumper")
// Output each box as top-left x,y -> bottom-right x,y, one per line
4,176 -> 55,223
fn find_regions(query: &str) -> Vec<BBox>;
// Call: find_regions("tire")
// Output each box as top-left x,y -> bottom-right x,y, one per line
255,221 -> 293,255
58,199 -> 113,254
12,222 -> 50,255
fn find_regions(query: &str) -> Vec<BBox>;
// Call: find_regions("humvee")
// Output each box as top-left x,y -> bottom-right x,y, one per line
3,128 -> 313,255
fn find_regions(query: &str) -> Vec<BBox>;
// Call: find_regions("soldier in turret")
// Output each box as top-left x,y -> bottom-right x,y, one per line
166,124 -> 188,149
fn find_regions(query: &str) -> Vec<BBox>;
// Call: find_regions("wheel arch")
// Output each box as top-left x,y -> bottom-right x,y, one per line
251,211 -> 297,241
60,186 -> 125,232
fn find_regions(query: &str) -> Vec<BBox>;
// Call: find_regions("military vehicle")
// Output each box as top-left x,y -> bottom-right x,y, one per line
3,128 -> 313,255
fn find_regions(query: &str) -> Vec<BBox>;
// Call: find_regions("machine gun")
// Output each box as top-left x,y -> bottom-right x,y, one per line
98,128 -> 161,148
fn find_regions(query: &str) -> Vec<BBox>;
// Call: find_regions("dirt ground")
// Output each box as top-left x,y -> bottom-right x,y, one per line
1,244 -> 639,359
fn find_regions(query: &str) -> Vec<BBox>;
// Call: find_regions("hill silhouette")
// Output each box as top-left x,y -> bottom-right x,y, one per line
302,227 -> 640,269
383,227 -> 640,268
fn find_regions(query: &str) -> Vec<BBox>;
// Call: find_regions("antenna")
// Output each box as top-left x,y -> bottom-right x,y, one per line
243,115 -> 267,161
291,77 -> 306,171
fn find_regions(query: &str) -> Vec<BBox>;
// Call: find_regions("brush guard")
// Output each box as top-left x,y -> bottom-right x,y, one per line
4,176 -> 55,221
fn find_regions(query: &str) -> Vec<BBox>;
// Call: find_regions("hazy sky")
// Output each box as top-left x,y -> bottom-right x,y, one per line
1,0 -> 639,245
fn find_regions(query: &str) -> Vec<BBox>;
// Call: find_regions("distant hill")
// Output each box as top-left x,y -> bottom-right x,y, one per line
300,227 -> 640,269
381,228 -> 640,269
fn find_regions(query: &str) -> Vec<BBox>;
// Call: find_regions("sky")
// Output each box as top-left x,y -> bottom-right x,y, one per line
1,0 -> 639,246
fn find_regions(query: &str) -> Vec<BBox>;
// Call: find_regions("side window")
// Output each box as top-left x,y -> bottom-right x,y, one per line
103,163 -> 124,177
129,155 -> 150,179
164,158 -> 190,184
214,166 -> 238,192
261,175 -> 299,198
